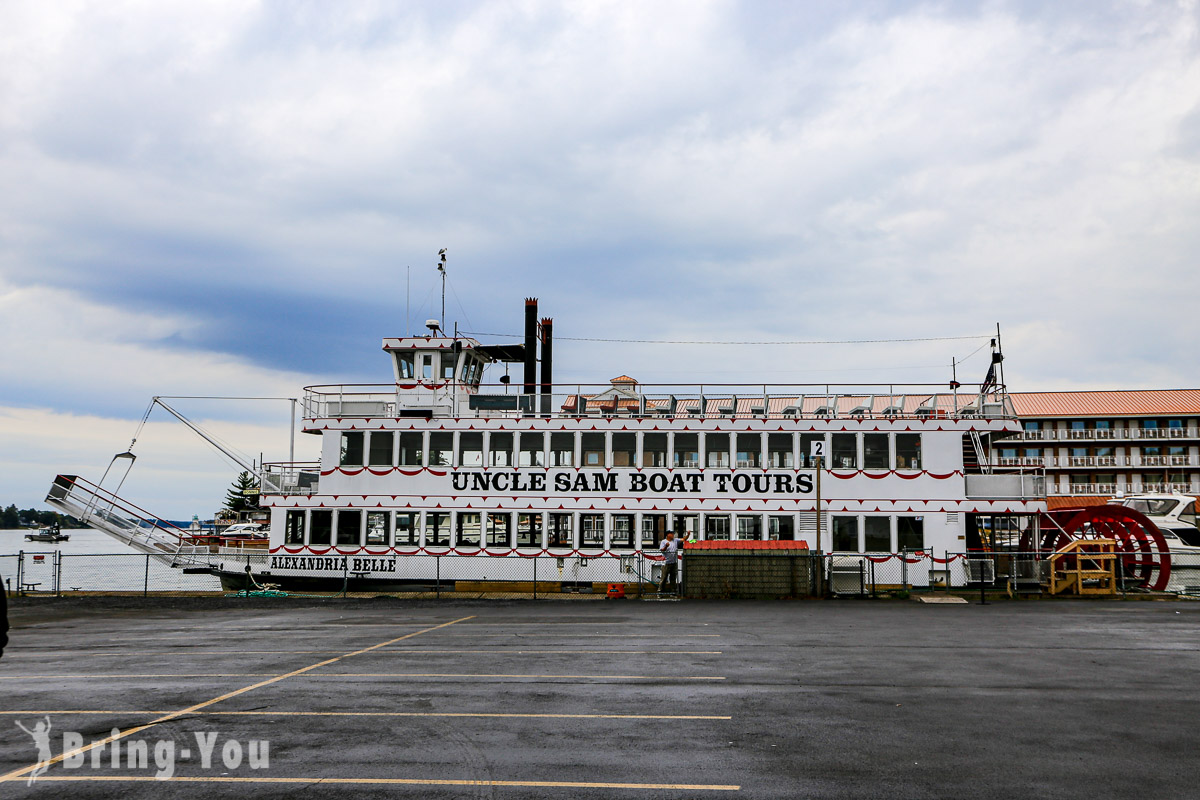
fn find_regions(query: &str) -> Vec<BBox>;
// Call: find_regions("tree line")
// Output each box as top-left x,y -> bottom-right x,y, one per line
0,505 -> 85,529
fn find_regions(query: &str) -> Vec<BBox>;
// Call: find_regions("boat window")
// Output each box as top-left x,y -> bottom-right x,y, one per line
1181,503 -> 1197,526
550,432 -> 574,467
428,432 -> 453,466
426,512 -> 451,546
896,434 -> 922,469
396,352 -> 415,380
518,432 -> 545,467
640,514 -> 666,547
395,513 -> 419,545
612,433 -> 636,467
458,432 -> 483,467
441,354 -> 458,381
832,516 -> 859,551
336,510 -> 362,545
864,517 -> 890,551
516,513 -> 542,548
897,516 -> 924,551
736,434 -> 761,468
581,514 -> 605,547
419,353 -> 435,381
735,515 -> 762,541
486,513 -> 511,547
339,432 -> 364,467
368,432 -> 394,467
674,514 -> 698,541
706,433 -> 730,468
1175,525 -> 1200,547
864,434 -> 889,470
768,515 -> 794,541
1124,499 -> 1179,516
490,432 -> 513,467
366,511 -> 390,546
831,434 -> 857,469
285,510 -> 305,545
581,433 -> 605,467
642,433 -> 667,467
398,432 -> 423,466
673,434 -> 699,468
799,434 -> 823,468
309,510 -> 333,545
547,513 -> 573,547
705,514 -> 730,540
612,514 -> 636,548
768,434 -> 793,468
456,512 -> 481,547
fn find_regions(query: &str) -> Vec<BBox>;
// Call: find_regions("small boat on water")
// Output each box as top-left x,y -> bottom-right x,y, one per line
25,524 -> 69,543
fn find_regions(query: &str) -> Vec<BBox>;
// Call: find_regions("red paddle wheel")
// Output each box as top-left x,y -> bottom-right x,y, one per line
1027,505 -> 1171,591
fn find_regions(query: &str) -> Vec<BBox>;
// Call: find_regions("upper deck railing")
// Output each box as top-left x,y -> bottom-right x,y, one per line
302,382 -> 1016,421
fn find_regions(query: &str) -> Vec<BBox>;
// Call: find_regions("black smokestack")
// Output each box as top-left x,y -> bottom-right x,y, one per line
523,297 -> 538,395
540,317 -> 553,416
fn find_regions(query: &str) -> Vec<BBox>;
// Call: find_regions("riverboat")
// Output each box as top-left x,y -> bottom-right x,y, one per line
46,298 -> 1047,592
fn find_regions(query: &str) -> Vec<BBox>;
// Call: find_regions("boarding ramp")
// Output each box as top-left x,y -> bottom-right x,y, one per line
45,474 -> 219,569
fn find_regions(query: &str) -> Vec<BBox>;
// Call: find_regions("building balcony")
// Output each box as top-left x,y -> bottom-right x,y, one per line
1015,427 -> 1199,442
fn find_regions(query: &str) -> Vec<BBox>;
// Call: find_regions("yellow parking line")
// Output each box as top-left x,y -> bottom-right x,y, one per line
0,710 -> 731,720
0,616 -> 475,785
7,776 -> 740,790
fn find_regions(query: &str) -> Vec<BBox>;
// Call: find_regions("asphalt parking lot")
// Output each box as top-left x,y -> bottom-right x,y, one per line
1,596 -> 1199,798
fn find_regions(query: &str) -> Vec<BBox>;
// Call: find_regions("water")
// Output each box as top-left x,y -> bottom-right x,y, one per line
0,528 -> 222,593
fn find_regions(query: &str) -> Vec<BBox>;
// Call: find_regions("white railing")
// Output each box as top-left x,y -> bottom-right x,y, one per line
995,457 -> 1044,467
1142,456 -> 1167,466
1066,483 -> 1116,495
260,463 -> 322,496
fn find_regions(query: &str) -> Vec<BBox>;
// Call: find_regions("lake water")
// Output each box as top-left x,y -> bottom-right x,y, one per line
0,528 -> 222,593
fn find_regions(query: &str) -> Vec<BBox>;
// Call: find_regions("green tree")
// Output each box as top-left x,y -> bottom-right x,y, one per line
223,472 -> 260,513
1,505 -> 18,528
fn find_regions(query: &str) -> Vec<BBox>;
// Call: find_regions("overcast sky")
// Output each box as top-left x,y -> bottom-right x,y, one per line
2,0 -> 1198,516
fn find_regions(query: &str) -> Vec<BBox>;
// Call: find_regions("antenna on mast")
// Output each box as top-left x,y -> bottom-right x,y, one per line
437,248 -> 447,327
406,265 -> 411,337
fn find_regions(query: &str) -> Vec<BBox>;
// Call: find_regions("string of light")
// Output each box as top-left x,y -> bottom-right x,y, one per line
461,331 -> 992,346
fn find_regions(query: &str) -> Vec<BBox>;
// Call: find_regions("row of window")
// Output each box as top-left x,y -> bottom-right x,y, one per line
282,509 -> 925,552
338,430 -> 923,470
1001,446 -> 1192,458
1024,419 -> 1190,430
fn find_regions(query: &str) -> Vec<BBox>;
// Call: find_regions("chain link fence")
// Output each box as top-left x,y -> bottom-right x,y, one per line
4,549 -> 1199,599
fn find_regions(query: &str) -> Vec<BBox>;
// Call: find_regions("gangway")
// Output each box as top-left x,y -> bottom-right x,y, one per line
45,474 -> 226,569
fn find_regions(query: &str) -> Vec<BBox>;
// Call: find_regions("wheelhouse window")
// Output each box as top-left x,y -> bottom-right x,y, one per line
440,354 -> 457,381
864,517 -> 889,552
486,513 -> 511,547
309,510 -> 333,545
285,510 -> 305,545
768,434 -> 793,468
705,514 -> 730,540
369,432 -> 394,467
336,510 -> 362,546
581,433 -> 605,467
547,513 -> 573,547
673,433 -> 699,467
428,432 -> 453,466
550,432 -> 574,467
863,434 -> 889,469
612,514 -> 635,548
458,432 -> 483,467
896,434 -> 922,469
395,513 -> 419,545
642,433 -> 667,467
516,513 -> 542,547
831,434 -> 857,469
897,516 -> 924,551
490,432 -> 514,467
426,512 -> 451,546
736,434 -> 761,468
612,433 -> 636,467
832,516 -> 859,551
518,432 -> 545,467
581,514 -> 605,547
396,352 -> 415,380
398,432 -> 423,466
456,512 -> 481,547
366,511 -> 389,545
735,515 -> 762,541
706,433 -> 730,468
340,432 -> 364,467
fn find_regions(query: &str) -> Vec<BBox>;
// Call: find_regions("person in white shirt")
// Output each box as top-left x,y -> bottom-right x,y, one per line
658,530 -> 683,593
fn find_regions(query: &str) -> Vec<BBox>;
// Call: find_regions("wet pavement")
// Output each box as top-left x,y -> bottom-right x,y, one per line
1,596 -> 1198,798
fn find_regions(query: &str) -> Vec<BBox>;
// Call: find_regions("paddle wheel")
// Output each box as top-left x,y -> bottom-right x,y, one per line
1026,505 -> 1171,591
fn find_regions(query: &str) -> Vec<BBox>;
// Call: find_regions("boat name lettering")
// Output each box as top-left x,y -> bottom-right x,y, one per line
449,470 -> 813,495
269,556 -> 398,572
